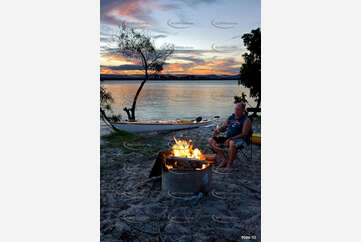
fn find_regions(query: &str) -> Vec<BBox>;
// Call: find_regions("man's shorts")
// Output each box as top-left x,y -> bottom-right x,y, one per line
212,136 -> 248,149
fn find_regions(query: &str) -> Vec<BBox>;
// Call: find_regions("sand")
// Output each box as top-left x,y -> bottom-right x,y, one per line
100,119 -> 261,241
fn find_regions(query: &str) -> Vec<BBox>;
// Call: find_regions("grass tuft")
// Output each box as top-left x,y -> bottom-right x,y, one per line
101,130 -> 137,148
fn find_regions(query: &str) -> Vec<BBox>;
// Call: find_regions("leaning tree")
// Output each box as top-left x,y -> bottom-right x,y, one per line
107,23 -> 174,121
239,28 -> 261,109
100,85 -> 121,131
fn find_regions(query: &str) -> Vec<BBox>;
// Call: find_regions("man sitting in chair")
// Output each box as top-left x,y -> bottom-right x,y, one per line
209,102 -> 251,170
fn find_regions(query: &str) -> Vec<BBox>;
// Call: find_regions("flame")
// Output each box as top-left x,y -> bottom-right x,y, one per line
172,137 -> 202,159
167,137 -> 209,170
165,161 -> 177,170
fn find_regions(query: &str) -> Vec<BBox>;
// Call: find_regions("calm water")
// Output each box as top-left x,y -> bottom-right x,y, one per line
102,80 -> 256,122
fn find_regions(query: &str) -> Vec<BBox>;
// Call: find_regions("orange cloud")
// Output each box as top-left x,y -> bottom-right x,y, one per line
162,57 -> 242,75
105,56 -> 129,62
100,68 -> 118,74
100,55 -> 140,67
101,53 -> 242,75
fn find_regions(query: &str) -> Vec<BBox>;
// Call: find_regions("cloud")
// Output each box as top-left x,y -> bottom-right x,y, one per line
100,55 -> 141,67
174,0 -> 220,7
152,34 -> 168,39
171,55 -> 206,65
156,3 -> 180,11
173,49 -> 210,56
100,36 -> 112,42
100,54 -> 242,75
100,0 -> 180,38
101,64 -> 144,71
204,58 -> 242,74
100,45 -> 243,75
101,0 -> 150,25
161,56 -> 242,75
101,0 -> 179,26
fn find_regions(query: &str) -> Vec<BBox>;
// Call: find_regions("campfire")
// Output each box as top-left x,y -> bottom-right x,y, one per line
148,137 -> 216,194
164,137 -> 211,171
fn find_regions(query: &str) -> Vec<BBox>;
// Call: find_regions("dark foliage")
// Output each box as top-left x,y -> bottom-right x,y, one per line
234,92 -> 248,104
100,85 -> 121,131
239,28 -> 261,108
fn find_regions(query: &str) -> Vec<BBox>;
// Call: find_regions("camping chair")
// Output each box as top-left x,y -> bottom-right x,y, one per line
237,129 -> 253,162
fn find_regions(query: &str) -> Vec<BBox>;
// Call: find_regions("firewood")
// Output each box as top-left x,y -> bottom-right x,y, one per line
176,159 -> 193,169
167,156 -> 207,163
166,156 -> 207,169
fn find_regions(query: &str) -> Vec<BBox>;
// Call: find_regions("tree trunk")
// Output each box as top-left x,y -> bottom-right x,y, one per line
100,108 -> 119,131
123,79 -> 146,122
123,107 -> 132,121
123,52 -> 148,122
125,62 -> 148,122
128,78 -> 147,121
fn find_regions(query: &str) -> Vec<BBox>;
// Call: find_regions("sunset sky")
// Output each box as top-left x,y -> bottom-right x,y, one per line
100,0 -> 260,75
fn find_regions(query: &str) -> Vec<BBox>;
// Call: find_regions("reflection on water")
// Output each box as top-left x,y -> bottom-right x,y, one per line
102,80 -> 256,121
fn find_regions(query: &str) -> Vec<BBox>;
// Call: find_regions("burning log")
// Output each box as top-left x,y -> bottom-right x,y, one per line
149,151 -> 216,178
166,156 -> 208,170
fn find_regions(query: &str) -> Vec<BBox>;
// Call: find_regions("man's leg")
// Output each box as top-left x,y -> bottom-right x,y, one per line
208,138 -> 228,168
227,140 -> 237,168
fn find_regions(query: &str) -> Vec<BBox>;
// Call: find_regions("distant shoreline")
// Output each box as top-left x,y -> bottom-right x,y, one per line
101,79 -> 239,81
100,74 -> 240,81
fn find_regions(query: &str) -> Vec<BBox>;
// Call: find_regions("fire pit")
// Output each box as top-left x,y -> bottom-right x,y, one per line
160,138 -> 213,194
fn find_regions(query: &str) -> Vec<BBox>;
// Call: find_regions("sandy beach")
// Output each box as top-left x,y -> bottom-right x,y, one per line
100,119 -> 261,241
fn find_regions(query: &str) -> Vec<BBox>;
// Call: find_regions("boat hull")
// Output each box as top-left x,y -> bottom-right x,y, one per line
111,121 -> 212,133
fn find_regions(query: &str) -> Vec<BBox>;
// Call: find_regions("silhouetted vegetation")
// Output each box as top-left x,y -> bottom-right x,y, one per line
237,28 -> 261,109
107,23 -> 174,121
234,92 -> 248,104
100,85 -> 121,131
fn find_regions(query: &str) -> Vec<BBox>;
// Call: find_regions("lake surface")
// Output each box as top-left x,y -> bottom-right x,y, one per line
101,80 -> 256,122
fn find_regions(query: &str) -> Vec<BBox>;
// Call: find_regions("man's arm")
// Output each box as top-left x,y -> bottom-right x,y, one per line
217,121 -> 228,132
230,119 -> 251,140
214,120 -> 228,136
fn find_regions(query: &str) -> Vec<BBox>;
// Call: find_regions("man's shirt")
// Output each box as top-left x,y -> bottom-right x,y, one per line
226,113 -> 248,138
